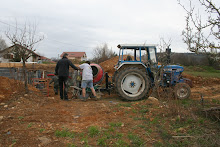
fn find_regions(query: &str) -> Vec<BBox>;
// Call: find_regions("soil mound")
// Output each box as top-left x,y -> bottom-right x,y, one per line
99,56 -> 118,77
0,76 -> 39,102
182,73 -> 220,86
99,55 -> 132,76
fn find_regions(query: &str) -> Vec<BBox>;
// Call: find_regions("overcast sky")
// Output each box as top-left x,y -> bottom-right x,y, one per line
0,0 -> 211,59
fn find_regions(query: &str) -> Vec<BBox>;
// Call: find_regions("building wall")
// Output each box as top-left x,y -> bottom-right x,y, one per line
0,57 -> 10,63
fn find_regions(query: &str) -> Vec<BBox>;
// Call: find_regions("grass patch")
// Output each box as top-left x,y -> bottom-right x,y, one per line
128,133 -> 144,146
109,122 -> 123,127
67,143 -> 76,147
114,139 -> 128,147
97,137 -> 107,146
184,66 -> 220,78
119,103 -> 132,107
39,128 -> 45,133
88,126 -> 100,137
55,128 -> 76,138
18,116 -> 24,120
185,71 -> 220,78
27,123 -> 33,128
80,137 -> 89,146
211,99 -> 220,105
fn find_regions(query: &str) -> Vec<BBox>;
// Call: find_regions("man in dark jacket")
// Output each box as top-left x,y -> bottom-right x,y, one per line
55,53 -> 79,100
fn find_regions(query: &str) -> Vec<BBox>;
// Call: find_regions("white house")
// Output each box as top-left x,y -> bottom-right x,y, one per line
0,44 -> 41,63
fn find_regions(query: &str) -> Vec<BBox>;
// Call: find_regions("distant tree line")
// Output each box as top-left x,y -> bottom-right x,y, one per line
158,52 -> 220,69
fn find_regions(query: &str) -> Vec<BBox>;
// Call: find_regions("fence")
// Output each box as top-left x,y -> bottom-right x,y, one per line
0,67 -> 53,84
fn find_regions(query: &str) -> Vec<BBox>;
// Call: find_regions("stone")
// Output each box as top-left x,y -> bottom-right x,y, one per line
0,95 -> 5,98
74,116 -> 80,119
38,136 -> 51,146
148,97 -> 159,102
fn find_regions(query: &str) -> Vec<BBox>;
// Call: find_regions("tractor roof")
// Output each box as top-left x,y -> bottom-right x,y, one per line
117,44 -> 157,49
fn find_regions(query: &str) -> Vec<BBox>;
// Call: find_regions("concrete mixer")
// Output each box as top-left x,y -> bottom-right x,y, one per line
91,63 -> 105,84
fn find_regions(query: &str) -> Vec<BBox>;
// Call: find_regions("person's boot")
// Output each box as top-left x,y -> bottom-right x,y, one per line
64,96 -> 69,101
94,96 -> 98,101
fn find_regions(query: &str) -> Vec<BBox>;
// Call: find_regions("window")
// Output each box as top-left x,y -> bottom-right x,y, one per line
149,48 -> 157,63
3,53 -> 13,59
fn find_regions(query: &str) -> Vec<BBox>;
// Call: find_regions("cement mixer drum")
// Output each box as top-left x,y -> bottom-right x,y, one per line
91,63 -> 104,84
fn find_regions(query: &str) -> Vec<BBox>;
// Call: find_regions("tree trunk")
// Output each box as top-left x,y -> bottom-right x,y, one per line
22,60 -> 29,94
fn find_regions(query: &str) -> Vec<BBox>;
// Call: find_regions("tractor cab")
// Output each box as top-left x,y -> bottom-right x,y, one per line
115,44 -> 158,70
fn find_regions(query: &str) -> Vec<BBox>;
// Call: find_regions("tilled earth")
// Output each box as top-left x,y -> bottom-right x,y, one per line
0,58 -> 220,146
0,75 -> 220,146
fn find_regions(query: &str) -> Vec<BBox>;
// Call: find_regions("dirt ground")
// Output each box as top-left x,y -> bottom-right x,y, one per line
0,60 -> 220,146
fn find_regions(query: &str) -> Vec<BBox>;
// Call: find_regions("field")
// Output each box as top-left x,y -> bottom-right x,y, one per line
184,66 -> 220,78
0,59 -> 220,146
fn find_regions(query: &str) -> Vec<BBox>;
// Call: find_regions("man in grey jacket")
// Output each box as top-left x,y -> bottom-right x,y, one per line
55,53 -> 79,100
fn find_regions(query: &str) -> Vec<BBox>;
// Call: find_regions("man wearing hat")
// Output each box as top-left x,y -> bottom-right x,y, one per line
55,53 -> 79,100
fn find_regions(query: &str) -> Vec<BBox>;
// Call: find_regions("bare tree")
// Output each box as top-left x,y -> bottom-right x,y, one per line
92,43 -> 117,63
178,0 -> 220,67
0,36 -> 8,50
5,21 -> 44,93
150,38 -> 173,98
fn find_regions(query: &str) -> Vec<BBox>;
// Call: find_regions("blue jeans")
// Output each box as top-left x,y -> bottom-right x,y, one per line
81,80 -> 93,88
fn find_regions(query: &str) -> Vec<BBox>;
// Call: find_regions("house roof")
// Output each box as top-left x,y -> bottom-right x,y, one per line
60,52 -> 86,58
0,44 -> 41,57
0,44 -> 54,61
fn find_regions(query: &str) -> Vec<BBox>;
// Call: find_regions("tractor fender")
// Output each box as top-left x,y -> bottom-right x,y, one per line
182,78 -> 193,88
117,62 -> 147,71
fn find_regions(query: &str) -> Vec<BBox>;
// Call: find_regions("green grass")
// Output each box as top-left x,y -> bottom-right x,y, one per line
185,71 -> 220,78
18,116 -> 24,120
39,128 -> 45,133
97,137 -> 107,146
88,126 -> 100,137
109,122 -> 123,127
211,99 -> 220,105
67,143 -> 76,147
27,123 -> 33,128
184,66 -> 220,78
118,103 -> 132,107
55,128 -> 76,138
52,98 -> 220,147
80,137 -> 89,146
127,133 -> 145,146
114,139 -> 128,147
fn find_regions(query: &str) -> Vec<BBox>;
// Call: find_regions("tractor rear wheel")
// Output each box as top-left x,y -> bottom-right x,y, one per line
116,67 -> 150,101
174,83 -> 191,99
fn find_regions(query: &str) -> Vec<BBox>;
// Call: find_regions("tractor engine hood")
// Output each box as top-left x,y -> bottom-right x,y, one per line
159,65 -> 184,73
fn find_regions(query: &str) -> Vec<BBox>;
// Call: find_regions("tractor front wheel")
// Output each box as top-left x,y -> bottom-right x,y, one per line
116,67 -> 150,101
174,83 -> 191,99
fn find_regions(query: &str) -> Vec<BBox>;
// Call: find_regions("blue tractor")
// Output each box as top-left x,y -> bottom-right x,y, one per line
113,44 -> 192,101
